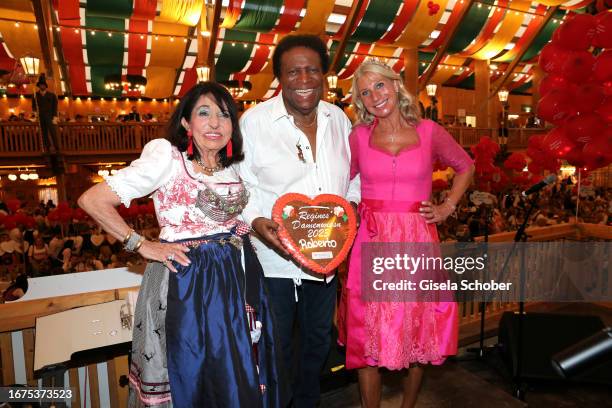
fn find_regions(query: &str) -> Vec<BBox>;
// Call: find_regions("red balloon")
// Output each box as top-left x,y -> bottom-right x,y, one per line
504,152 -> 527,171
574,83 -> 605,113
596,97 -> 612,123
432,179 -> 449,191
593,50 -> 612,83
128,205 -> 140,218
6,199 -> 21,213
582,142 -> 612,171
543,127 -> 576,159
538,43 -> 571,73
566,113 -> 607,145
528,161 -> 543,175
539,74 -> 575,97
562,50 -> 595,84
554,14 -> 596,50
564,146 -> 587,168
593,11 -> 612,49
537,89 -> 575,124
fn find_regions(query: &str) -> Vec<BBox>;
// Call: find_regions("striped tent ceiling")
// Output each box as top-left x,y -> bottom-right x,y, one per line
0,0 -> 600,100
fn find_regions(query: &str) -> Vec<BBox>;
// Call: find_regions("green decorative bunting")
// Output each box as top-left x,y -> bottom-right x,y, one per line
330,41 -> 356,73
418,51 -> 434,75
455,74 -> 475,90
446,0 -> 496,55
86,0 -> 133,19
521,10 -> 566,62
351,0 -> 403,43
215,30 -> 257,82
86,14 -> 124,97
234,0 -> 283,32
512,81 -> 532,95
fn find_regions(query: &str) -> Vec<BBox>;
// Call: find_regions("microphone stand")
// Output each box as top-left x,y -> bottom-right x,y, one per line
462,193 -> 538,400
466,204 -> 491,357
487,192 -> 538,400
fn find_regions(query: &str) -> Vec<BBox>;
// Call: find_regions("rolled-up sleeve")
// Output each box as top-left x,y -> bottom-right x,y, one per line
104,138 -> 174,207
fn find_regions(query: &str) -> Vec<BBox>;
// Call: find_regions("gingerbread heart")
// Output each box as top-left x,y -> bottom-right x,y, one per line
272,193 -> 357,275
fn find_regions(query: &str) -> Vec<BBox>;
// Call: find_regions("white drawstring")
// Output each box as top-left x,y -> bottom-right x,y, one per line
293,277 -> 302,302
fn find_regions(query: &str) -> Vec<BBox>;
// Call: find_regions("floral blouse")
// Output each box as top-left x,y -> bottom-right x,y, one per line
105,139 -> 246,241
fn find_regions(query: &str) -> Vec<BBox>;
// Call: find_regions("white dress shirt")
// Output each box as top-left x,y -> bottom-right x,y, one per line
238,93 -> 360,281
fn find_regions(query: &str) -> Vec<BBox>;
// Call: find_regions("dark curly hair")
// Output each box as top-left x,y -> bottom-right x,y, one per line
272,34 -> 329,79
166,82 -> 244,167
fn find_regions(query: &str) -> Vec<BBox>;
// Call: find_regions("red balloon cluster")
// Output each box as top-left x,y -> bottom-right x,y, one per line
503,152 -> 527,171
471,137 -> 510,192
537,11 -> 612,171
117,200 -> 155,219
427,1 -> 440,16
432,178 -> 449,191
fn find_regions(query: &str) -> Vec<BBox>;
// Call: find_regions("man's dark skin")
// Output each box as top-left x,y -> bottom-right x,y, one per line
251,47 -> 359,253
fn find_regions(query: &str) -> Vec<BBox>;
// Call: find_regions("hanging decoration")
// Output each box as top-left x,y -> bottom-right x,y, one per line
219,79 -> 252,99
104,74 -> 147,93
537,11 -> 612,172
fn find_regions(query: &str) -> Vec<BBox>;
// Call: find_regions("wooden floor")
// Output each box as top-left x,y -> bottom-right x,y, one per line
321,303 -> 612,408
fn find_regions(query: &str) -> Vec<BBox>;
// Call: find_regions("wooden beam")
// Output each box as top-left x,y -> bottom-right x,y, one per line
403,48 -> 419,96
49,5 -> 72,95
490,6 -> 558,98
418,0 -> 474,90
31,0 -> 55,81
329,0 -> 365,74
206,0 -> 224,80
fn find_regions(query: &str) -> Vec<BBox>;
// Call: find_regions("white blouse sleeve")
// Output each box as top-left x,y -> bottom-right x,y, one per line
104,138 -> 174,207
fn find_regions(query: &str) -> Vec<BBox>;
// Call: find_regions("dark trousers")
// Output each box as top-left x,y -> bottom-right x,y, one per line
40,118 -> 59,152
265,277 -> 337,408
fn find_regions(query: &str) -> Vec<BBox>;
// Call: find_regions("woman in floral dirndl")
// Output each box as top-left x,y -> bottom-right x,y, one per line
79,82 -> 287,407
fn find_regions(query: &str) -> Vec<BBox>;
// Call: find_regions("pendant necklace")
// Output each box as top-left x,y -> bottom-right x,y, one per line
293,113 -> 317,163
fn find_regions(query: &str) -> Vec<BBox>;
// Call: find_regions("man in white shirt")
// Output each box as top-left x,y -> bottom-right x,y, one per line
238,35 -> 359,407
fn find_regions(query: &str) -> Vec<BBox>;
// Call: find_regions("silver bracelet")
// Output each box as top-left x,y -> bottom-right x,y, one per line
124,231 -> 143,252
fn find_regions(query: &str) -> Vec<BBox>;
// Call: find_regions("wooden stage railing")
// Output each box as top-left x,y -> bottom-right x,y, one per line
0,122 -> 547,159
0,122 -> 166,157
0,223 -> 609,407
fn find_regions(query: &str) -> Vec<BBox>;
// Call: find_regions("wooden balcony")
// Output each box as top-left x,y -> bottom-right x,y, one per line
0,122 -> 166,165
0,122 -> 548,165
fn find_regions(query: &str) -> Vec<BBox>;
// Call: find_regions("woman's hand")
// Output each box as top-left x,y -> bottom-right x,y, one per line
419,200 -> 455,224
137,240 -> 191,273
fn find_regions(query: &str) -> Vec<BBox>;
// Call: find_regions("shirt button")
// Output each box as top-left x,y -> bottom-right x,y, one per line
319,188 -> 322,191
306,146 -> 310,150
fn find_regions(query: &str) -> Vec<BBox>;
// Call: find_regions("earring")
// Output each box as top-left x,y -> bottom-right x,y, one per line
186,129 -> 193,156
226,140 -> 233,159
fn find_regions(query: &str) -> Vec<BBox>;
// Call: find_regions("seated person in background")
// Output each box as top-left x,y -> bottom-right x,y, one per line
1,274 -> 28,302
28,236 -> 50,277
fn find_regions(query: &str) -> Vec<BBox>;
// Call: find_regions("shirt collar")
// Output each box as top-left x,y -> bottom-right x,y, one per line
271,91 -> 332,122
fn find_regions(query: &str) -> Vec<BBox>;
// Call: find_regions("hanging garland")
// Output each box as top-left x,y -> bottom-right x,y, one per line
350,0 -> 403,44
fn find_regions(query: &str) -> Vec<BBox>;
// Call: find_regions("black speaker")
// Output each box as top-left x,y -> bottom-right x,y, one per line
498,312 -> 612,384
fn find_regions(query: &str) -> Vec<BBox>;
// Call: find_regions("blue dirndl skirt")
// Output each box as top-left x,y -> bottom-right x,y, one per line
128,232 -> 287,408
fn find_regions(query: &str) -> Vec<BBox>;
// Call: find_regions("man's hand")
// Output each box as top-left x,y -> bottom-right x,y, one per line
252,217 -> 289,255
52,116 -> 58,125
350,201 -> 360,228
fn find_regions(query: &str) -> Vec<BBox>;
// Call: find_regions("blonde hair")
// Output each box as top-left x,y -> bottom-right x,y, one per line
350,59 -> 421,126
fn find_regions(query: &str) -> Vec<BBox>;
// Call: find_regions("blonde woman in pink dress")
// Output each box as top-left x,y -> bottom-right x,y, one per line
340,60 -> 474,407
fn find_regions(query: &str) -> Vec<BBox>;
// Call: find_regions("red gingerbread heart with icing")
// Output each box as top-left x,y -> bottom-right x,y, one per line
272,193 -> 357,275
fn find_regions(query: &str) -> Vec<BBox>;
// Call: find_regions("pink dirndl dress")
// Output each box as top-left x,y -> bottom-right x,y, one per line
338,119 -> 473,370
